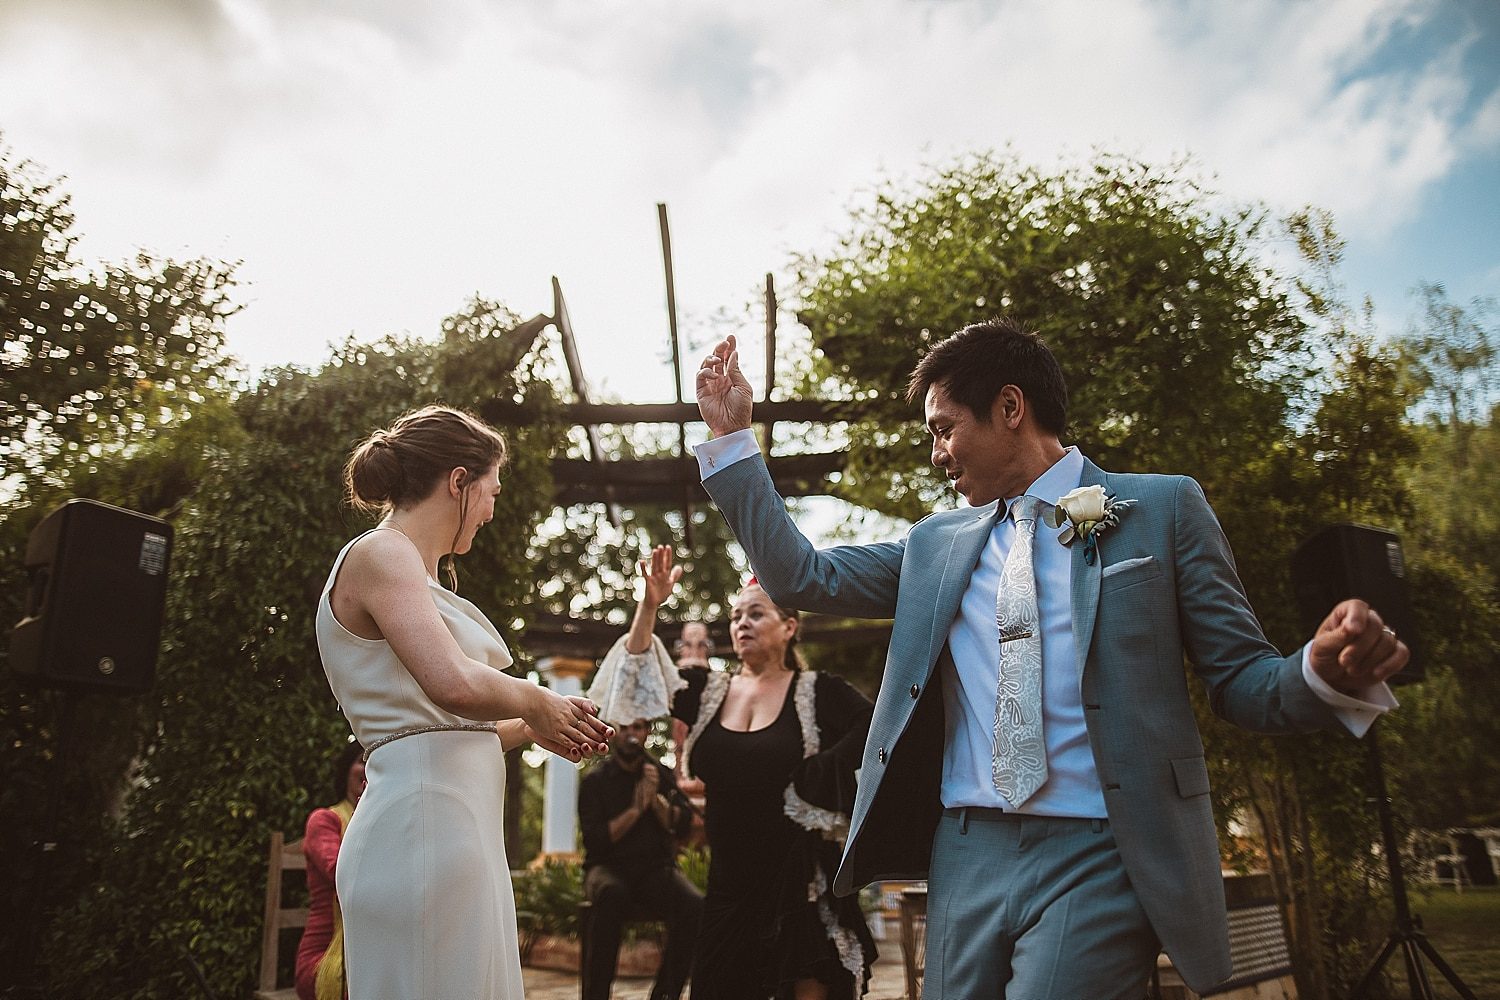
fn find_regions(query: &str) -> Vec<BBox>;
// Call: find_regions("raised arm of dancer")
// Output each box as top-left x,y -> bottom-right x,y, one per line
625,544 -> 683,655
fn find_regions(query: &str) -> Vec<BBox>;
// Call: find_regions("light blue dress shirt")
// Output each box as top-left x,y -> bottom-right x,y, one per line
940,446 -> 1105,815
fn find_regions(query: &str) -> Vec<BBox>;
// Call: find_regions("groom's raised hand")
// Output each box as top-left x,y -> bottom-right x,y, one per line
696,334 -> 753,437
1308,598 -> 1409,694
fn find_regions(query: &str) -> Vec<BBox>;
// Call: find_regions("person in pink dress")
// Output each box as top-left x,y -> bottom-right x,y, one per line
295,741 -> 366,1000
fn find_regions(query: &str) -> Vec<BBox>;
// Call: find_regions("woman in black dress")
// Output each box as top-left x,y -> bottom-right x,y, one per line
592,546 -> 876,999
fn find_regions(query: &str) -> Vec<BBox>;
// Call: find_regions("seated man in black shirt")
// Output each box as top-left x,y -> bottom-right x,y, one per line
578,717 -> 704,1000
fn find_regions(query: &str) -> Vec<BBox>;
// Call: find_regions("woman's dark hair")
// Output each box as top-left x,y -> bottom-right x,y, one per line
332,740 -> 364,803
777,603 -> 804,672
905,317 -> 1068,435
344,404 -> 508,588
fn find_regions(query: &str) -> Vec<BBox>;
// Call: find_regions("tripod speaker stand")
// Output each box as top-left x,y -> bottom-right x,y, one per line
1349,725 -> 1474,999
6,500 -> 174,997
1292,524 -> 1473,999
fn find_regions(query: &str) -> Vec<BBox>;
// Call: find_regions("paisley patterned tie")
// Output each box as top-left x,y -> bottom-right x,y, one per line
992,495 -> 1047,806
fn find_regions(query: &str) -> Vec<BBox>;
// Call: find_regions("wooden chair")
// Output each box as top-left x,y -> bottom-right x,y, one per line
255,832 -> 307,1000
1479,828 -> 1500,880
1435,829 -> 1474,893
1411,829 -> 1473,892
897,885 -> 927,1000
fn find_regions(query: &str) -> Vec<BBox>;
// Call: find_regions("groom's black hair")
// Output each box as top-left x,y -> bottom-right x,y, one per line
905,317 -> 1068,435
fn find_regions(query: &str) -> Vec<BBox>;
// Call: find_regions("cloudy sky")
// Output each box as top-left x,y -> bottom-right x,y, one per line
2,0 -> 1497,405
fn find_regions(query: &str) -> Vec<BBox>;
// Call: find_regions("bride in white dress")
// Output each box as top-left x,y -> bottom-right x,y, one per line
317,405 -> 612,999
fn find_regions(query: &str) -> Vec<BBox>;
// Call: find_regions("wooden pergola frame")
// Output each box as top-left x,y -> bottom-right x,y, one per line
484,205 -> 890,660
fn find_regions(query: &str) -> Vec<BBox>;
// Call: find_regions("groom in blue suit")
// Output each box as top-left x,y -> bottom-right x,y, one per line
693,319 -> 1407,998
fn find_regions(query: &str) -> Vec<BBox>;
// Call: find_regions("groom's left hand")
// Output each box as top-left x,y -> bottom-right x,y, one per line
1308,598 -> 1409,693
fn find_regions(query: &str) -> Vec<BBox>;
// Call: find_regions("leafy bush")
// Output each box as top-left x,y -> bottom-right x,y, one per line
514,856 -> 586,961
8,310 -> 567,999
676,844 -> 710,894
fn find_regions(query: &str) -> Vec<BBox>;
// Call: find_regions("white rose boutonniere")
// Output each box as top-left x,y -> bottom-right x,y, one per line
1047,485 -> 1136,565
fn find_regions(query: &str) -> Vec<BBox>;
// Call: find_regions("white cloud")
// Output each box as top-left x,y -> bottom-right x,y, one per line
1466,85 -> 1500,150
1,0 -> 1494,394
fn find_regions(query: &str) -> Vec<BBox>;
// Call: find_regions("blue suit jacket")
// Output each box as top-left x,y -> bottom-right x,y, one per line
704,452 -> 1341,991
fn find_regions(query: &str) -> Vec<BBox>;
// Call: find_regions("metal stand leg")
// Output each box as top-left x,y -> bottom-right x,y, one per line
1351,726 -> 1476,1000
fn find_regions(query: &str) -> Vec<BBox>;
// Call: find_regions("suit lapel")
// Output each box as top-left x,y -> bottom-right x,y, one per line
925,503 -> 998,672
1071,460 -> 1106,682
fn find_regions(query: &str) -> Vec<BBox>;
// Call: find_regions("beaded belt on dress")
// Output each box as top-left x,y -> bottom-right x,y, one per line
362,723 -> 498,760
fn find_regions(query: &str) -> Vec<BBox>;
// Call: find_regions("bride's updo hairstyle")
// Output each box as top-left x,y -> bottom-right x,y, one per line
345,405 -> 507,515
344,405 -> 508,586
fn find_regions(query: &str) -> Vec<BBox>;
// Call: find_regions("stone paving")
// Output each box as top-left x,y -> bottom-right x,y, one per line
520,948 -> 911,1000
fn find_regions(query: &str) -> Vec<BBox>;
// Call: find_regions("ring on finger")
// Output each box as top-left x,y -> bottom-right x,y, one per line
1381,626 -> 1396,639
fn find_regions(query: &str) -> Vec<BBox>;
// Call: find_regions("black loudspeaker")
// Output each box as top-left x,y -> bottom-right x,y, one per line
1290,523 -> 1423,684
9,499 -> 173,694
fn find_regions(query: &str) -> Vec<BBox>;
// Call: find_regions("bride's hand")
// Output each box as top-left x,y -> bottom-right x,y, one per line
522,689 -> 612,760
525,726 -> 602,762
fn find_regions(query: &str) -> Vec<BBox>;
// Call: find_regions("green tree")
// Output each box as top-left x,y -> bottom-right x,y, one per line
1213,333 -> 1423,997
788,151 -> 1459,997
0,140 -> 239,500
1405,282 -> 1497,461
0,142 -> 243,988
794,151 -> 1313,524
1402,283 -> 1500,569
1386,287 -> 1500,833
2,299 -> 567,997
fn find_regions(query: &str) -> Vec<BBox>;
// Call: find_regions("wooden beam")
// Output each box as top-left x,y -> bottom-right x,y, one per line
551,278 -> 620,527
656,204 -> 696,546
550,455 -> 697,486
764,273 -> 777,455
764,273 -> 777,401
551,451 -> 843,484
480,398 -> 865,427
553,478 -> 843,505
659,204 -> 684,405
552,473 -> 844,507
548,451 -> 845,503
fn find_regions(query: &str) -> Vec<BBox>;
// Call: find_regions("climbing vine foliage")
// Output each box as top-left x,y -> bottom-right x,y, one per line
3,297 -> 566,997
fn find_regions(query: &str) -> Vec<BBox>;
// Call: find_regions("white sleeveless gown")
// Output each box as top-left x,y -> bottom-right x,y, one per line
315,534 -> 525,999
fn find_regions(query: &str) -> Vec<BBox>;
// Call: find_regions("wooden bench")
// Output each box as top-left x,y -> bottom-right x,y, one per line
1155,874 -> 1296,1000
254,832 -> 307,1000
871,873 -> 1295,1000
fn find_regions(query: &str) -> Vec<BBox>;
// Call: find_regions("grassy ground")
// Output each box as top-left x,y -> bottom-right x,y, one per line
1397,884 -> 1500,998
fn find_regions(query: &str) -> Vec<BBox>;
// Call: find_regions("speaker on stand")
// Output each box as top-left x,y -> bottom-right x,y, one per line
1290,522 -> 1423,686
6,499 -> 174,997
1290,523 -> 1472,1000
11,498 -> 173,693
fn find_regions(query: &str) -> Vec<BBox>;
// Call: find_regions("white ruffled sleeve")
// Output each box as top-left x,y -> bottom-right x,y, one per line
584,634 -> 687,725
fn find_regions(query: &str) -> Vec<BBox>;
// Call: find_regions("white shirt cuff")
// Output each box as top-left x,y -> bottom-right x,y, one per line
1300,644 -> 1399,738
692,428 -> 760,481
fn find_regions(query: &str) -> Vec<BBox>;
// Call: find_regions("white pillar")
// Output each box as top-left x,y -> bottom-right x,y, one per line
537,655 -> 594,859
